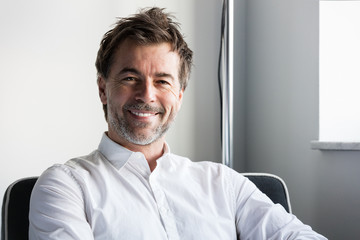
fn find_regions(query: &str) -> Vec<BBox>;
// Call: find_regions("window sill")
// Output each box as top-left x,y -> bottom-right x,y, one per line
311,141 -> 360,151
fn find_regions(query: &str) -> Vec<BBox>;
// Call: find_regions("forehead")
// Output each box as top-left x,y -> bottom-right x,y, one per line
111,39 -> 180,74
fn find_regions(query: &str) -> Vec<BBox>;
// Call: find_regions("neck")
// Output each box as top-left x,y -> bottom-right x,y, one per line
128,140 -> 164,171
107,132 -> 165,171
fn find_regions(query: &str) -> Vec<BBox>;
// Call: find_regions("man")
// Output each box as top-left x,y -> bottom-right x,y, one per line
29,7 -> 327,240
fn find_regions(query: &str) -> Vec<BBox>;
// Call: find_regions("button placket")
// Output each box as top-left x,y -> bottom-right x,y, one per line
150,173 -> 179,240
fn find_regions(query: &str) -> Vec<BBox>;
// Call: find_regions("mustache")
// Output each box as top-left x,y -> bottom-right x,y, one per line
123,103 -> 164,113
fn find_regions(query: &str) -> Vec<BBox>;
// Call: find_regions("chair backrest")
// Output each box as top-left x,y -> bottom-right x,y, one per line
1,177 -> 38,240
1,173 -> 291,240
243,173 -> 292,213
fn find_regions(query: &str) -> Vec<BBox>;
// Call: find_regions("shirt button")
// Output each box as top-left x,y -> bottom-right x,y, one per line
160,207 -> 169,214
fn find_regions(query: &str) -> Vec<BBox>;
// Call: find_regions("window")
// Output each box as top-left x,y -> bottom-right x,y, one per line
314,0 -> 360,150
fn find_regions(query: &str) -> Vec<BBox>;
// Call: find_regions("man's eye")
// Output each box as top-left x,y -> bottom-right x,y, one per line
123,77 -> 136,81
158,80 -> 170,85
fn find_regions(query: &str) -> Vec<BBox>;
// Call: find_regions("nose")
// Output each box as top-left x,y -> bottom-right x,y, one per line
134,79 -> 156,103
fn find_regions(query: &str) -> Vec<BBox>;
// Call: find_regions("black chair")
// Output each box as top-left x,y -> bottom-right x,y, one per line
1,173 -> 291,240
243,173 -> 292,213
1,177 -> 37,240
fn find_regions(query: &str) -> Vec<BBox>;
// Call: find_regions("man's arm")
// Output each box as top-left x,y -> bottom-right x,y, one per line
29,165 -> 94,240
231,171 -> 327,239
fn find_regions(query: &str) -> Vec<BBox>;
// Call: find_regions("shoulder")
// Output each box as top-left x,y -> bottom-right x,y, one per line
34,150 -> 106,191
167,153 -> 247,183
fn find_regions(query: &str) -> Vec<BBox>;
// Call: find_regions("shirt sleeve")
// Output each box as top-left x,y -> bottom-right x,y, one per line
230,170 -> 327,240
29,165 -> 94,240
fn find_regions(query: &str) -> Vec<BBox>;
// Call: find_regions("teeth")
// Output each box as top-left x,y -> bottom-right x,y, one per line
131,111 -> 154,117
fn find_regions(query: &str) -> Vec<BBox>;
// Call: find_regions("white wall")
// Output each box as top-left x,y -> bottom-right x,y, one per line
0,0 -> 222,223
0,0 -> 111,210
243,0 -> 360,238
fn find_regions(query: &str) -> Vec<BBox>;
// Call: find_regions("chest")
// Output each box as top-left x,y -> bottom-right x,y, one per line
83,166 -> 237,239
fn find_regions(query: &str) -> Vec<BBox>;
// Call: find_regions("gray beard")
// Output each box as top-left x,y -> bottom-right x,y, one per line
108,107 -> 174,146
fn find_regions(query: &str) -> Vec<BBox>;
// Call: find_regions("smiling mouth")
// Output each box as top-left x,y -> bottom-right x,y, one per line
130,110 -> 157,117
124,103 -> 164,118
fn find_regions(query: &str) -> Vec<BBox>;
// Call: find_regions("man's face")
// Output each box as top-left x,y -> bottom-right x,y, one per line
98,39 -> 183,146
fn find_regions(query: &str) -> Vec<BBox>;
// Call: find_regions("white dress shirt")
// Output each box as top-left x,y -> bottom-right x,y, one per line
29,134 -> 326,240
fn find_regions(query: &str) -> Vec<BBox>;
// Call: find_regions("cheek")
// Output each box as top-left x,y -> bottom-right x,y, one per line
166,87 -> 179,99
107,89 -> 129,109
160,85 -> 182,104
161,95 -> 182,114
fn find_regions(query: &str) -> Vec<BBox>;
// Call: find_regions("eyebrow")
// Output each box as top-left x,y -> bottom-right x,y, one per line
115,67 -> 142,78
155,72 -> 175,81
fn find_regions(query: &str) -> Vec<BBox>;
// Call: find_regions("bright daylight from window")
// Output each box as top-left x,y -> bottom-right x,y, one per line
319,0 -> 360,142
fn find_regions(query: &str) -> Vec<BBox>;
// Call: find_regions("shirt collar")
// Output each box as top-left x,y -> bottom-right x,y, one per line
98,133 -> 171,170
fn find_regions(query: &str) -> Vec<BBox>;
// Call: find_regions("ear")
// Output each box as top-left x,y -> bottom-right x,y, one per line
177,88 -> 184,110
98,77 -> 107,105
